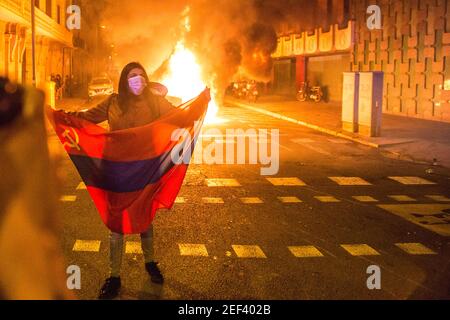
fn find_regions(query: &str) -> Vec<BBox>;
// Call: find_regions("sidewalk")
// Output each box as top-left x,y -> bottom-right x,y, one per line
224,95 -> 450,169
55,97 -> 97,111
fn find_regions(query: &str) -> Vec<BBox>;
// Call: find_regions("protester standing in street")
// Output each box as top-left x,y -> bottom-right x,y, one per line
61,62 -> 177,299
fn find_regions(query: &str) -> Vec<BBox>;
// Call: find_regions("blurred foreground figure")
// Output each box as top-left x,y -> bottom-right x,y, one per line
0,78 -> 73,299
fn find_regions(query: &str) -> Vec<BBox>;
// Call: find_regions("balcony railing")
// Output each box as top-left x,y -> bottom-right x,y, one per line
272,20 -> 355,58
0,0 -> 73,47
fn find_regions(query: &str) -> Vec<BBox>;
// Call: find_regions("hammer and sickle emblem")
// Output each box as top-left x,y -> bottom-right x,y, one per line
62,128 -> 81,151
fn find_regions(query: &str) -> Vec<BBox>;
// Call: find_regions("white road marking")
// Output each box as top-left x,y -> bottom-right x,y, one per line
378,204 -> 450,236
352,196 -> 379,202
288,246 -> 324,257
232,245 -> 267,258
389,195 -> 417,202
125,241 -> 143,254
329,177 -> 372,186
175,197 -> 186,203
266,177 -> 306,186
395,243 -> 437,255
202,197 -> 224,204
291,138 -> 315,143
426,195 -> 450,202
315,196 -> 341,203
278,196 -> 303,203
60,195 -> 77,202
76,182 -> 87,190
240,197 -> 264,204
340,244 -> 380,256
328,138 -> 351,144
73,240 -> 101,252
279,143 -> 294,152
178,244 -> 209,257
294,142 -> 332,156
388,176 -> 436,185
205,178 -> 241,187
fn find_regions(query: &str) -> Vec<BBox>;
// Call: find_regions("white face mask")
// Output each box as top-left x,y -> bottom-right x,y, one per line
128,75 -> 147,96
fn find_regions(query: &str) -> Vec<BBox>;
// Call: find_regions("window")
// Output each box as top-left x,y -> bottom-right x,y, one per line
344,0 -> 350,22
46,0 -> 52,17
57,5 -> 61,24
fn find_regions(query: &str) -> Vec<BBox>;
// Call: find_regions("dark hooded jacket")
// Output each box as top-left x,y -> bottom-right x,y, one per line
66,82 -> 176,131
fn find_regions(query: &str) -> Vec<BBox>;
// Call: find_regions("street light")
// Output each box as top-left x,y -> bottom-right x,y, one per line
31,0 -> 36,87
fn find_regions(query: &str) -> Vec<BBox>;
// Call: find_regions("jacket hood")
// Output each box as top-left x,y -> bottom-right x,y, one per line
148,82 -> 168,97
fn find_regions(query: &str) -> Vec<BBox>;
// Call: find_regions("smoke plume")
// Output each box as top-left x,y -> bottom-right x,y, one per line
101,0 -> 315,97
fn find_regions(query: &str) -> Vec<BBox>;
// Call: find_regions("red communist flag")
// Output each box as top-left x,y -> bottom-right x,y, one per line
46,89 -> 210,234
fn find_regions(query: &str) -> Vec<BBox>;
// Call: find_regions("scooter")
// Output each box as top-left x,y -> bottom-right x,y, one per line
296,82 -> 323,103
232,82 -> 247,99
246,82 -> 259,103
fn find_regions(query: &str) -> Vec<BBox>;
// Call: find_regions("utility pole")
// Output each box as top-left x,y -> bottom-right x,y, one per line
31,0 -> 36,87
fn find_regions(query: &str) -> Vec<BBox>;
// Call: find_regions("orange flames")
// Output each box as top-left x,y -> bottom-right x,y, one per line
160,41 -> 221,124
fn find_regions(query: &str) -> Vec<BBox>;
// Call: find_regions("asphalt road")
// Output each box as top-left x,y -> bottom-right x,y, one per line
51,97 -> 450,300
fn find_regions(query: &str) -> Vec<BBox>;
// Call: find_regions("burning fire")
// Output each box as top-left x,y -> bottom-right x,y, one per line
161,41 -> 221,124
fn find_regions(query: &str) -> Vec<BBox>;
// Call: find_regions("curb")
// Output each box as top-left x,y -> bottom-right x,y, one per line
225,99 -> 445,168
225,99 -> 380,148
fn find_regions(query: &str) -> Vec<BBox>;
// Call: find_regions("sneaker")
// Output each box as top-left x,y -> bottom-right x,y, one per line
98,277 -> 121,300
145,261 -> 164,284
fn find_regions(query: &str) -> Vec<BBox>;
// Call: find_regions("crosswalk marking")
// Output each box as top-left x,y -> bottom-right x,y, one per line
389,195 -> 417,202
295,142 -> 332,156
288,246 -> 324,257
64,193 -> 448,205
278,196 -> 302,203
352,196 -> 378,202
69,176 -> 444,192
76,182 -> 87,190
315,196 -> 340,203
290,138 -> 315,143
70,240 -> 441,258
205,178 -> 241,187
378,204 -> 450,237
175,197 -> 186,203
395,243 -> 437,255
329,177 -> 372,186
125,241 -> 143,254
388,176 -> 436,185
202,197 -> 224,204
60,195 -> 77,202
178,244 -> 209,257
240,197 -> 264,204
232,245 -> 267,258
328,138 -> 351,144
266,177 -> 306,186
340,244 -> 380,256
426,195 -> 450,202
73,240 -> 101,252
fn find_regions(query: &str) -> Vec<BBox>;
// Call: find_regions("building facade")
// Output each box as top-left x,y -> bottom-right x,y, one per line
0,0 -> 73,88
70,0 -> 112,97
272,0 -> 450,123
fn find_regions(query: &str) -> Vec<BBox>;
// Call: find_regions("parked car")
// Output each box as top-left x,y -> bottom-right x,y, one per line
88,77 -> 114,99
